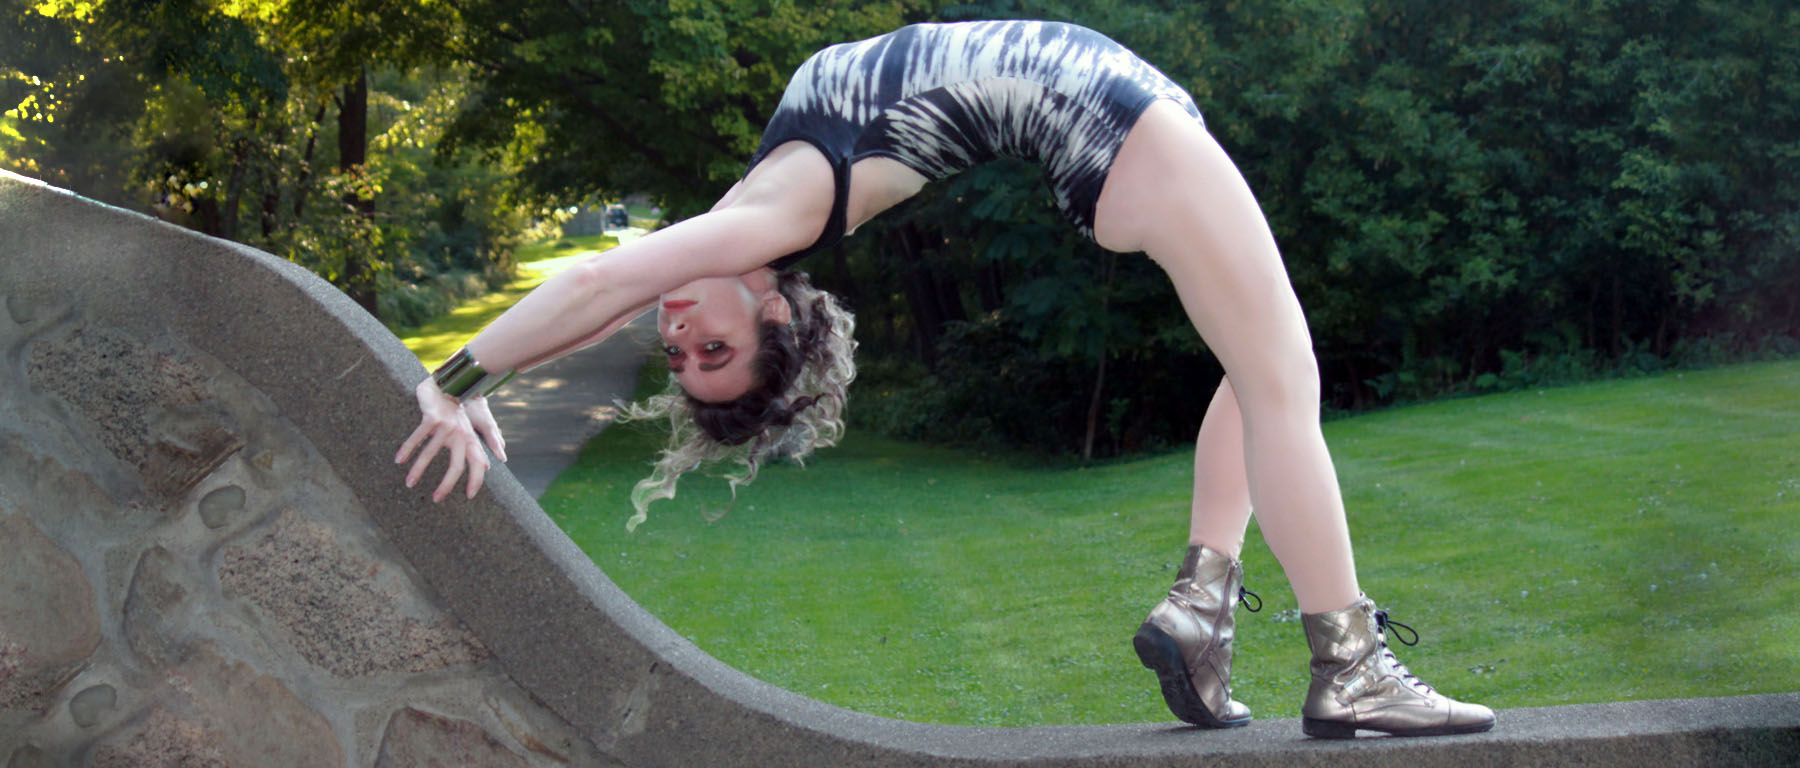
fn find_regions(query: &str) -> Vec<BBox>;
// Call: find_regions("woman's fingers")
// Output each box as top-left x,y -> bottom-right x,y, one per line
475,420 -> 507,464
465,396 -> 508,463
465,449 -> 488,499
399,387 -> 498,503
477,428 -> 506,464
396,420 -> 433,465
405,427 -> 447,489
432,440 -> 467,503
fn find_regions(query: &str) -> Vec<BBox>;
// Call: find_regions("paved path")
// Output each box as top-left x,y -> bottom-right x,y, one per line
483,227 -> 658,498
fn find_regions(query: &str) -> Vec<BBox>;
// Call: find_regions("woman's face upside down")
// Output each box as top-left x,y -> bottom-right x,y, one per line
657,270 -> 788,403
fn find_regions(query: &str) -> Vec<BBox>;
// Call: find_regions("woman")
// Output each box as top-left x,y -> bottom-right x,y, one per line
396,20 -> 1495,739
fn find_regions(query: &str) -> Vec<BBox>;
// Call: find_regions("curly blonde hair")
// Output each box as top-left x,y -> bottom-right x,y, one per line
619,271 -> 856,531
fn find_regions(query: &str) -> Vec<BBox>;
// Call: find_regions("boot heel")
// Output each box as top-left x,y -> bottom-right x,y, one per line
1137,545 -> 1254,728
1133,623 -> 1197,722
1302,717 -> 1358,739
1134,623 -> 1249,728
1133,623 -> 1181,673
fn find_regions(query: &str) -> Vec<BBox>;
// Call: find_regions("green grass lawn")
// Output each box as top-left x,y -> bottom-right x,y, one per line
397,233 -> 618,367
540,360 -> 1800,727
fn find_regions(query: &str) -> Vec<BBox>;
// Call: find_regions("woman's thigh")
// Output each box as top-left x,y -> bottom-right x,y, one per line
1095,100 -> 1317,401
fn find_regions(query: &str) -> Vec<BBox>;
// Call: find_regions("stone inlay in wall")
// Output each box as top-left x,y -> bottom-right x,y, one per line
376,707 -> 529,768
197,485 -> 244,529
219,510 -> 489,678
0,513 -> 101,718
88,708 -> 225,768
88,644 -> 343,768
67,685 -> 115,728
26,327 -> 243,505
0,232 -> 614,765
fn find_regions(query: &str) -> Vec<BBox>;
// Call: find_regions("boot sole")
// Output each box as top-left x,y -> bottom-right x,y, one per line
1302,716 -> 1496,739
1133,623 -> 1249,729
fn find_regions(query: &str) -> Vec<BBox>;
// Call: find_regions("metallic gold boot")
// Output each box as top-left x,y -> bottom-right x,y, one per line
1301,596 -> 1496,738
1133,544 -> 1259,728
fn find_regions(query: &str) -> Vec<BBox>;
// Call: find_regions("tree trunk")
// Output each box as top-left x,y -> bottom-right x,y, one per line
338,71 -> 370,199
291,99 -> 330,224
1082,252 -> 1118,460
336,69 -> 378,317
929,238 -> 966,327
1610,271 -> 1623,358
1082,352 -> 1108,461
894,223 -> 943,369
261,117 -> 291,239
220,135 -> 253,241
977,259 -> 1005,313
192,197 -> 223,237
260,188 -> 281,239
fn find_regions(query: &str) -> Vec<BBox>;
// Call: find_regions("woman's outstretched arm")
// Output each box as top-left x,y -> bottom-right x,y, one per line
464,143 -> 830,373
396,142 -> 835,502
466,202 -> 815,373
495,180 -> 754,372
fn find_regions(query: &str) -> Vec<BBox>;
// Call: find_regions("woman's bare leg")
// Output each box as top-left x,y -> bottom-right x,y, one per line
1189,378 -> 1253,559
1098,102 -> 1359,614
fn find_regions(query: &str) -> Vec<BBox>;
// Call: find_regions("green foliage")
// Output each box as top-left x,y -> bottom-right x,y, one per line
804,149 -> 1211,455
832,0 -> 1800,454
9,1 -> 1799,453
435,0 -> 928,217
3,0 -> 535,327
392,233 -> 622,365
1214,0 -> 1800,406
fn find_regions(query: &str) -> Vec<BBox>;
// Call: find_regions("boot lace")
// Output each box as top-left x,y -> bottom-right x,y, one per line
1237,586 -> 1262,612
1373,609 -> 1433,695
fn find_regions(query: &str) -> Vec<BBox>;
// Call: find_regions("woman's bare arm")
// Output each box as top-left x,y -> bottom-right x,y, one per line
508,302 -> 655,374
396,143 -> 834,502
465,147 -> 832,373
462,205 -> 792,371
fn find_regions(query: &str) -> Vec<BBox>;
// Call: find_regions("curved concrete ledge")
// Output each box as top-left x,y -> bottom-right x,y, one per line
2,170 -> 1795,766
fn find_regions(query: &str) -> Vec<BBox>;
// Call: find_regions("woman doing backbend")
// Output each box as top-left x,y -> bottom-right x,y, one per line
397,20 -> 1496,739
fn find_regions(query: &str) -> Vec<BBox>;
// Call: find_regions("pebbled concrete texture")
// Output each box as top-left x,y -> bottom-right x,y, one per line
1,169 -> 1796,767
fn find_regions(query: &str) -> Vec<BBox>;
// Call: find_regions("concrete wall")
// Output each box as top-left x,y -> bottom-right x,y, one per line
2,170 -> 1795,767
0,172 -> 611,766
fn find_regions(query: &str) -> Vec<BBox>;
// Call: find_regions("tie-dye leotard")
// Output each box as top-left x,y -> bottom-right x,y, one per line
752,20 -> 1204,269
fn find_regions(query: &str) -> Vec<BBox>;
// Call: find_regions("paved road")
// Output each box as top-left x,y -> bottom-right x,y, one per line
482,227 -> 659,498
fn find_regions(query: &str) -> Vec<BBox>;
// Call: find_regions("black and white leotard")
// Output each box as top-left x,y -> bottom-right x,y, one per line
750,20 -> 1204,269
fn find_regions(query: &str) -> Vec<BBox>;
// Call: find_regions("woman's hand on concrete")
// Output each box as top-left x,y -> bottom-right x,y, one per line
396,378 -> 503,503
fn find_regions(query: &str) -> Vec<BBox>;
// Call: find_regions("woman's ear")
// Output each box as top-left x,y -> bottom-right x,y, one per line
760,287 -> 793,325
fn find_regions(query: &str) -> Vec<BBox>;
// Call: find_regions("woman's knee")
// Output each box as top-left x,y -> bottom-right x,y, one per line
1227,349 -> 1321,417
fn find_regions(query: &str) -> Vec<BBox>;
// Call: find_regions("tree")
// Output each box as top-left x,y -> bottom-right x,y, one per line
11,0 -> 1795,454
4,0 -> 536,326
433,0 -> 927,217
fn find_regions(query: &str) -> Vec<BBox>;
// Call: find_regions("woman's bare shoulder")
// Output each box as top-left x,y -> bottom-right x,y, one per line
727,140 -> 836,218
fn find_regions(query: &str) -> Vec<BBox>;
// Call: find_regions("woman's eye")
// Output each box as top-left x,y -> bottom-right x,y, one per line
702,341 -> 726,354
664,345 -> 682,357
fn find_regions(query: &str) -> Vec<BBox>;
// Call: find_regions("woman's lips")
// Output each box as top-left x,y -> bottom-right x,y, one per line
662,299 -> 696,312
